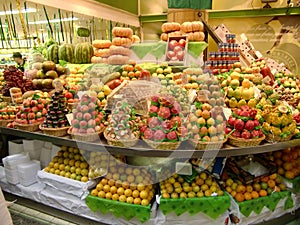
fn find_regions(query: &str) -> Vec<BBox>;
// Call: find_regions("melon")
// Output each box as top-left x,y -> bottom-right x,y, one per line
47,44 -> 59,64
42,61 -> 56,72
74,42 -> 94,64
58,43 -> 74,63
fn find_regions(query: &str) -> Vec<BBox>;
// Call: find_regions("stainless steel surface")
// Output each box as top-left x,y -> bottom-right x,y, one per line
1,127 -> 300,158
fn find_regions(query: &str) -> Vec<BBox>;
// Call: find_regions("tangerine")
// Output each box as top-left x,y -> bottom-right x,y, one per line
285,171 -> 295,179
235,193 -> 245,202
251,191 -> 259,199
259,189 -> 267,197
246,185 -> 253,193
267,179 -> 276,188
244,192 -> 252,201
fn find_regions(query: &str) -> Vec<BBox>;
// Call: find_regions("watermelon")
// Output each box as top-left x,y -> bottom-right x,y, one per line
77,27 -> 90,37
58,43 -> 74,63
74,42 -> 94,64
47,44 -> 59,64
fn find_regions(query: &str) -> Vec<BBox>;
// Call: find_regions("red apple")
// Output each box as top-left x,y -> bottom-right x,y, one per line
234,119 -> 245,132
76,112 -> 83,120
86,128 -> 96,133
245,120 -> 255,131
173,45 -> 182,53
177,51 -> 184,61
167,51 -> 176,59
28,112 -> 36,120
81,105 -> 89,113
79,120 -> 87,129
32,107 -> 39,113
168,40 -> 178,50
30,100 -> 38,107
178,39 -> 186,48
241,130 -> 251,139
87,119 -> 96,128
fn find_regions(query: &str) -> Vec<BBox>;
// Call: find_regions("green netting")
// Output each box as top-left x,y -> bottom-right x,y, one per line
159,194 -> 231,219
238,191 -> 294,217
168,0 -> 212,9
86,195 -> 151,223
130,41 -> 208,60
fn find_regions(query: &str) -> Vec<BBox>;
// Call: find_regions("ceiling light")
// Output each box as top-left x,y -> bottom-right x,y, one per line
0,8 -> 36,16
28,17 -> 79,25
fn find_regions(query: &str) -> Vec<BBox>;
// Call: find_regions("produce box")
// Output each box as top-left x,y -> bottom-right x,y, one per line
237,191 -> 294,217
86,195 -> 152,223
159,193 -> 231,219
37,170 -> 96,198
165,36 -> 188,66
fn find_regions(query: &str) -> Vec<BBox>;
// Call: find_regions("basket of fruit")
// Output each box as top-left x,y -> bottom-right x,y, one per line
262,105 -> 296,143
104,128 -> 139,148
190,138 -> 227,150
104,100 -> 140,148
228,135 -> 265,147
0,119 -> 14,127
68,127 -> 103,142
40,125 -> 70,137
14,122 -> 41,132
142,137 -> 181,150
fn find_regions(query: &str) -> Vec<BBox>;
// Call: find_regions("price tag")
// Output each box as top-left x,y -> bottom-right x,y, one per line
188,89 -> 197,103
66,113 -> 73,126
176,162 -> 192,175
253,86 -> 261,99
223,108 -> 232,121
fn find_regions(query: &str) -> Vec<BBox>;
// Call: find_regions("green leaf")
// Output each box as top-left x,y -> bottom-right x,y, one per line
262,128 -> 270,135
195,102 -> 202,110
255,126 -> 262,130
256,104 -> 263,110
59,60 -> 67,67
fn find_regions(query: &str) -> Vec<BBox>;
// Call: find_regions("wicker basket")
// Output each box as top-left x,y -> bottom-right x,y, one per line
104,129 -> 138,147
265,134 -> 293,143
1,96 -> 12,103
0,119 -> 13,127
190,138 -> 227,150
14,122 -> 41,132
39,125 -> 70,137
68,128 -> 102,142
142,137 -> 181,150
228,135 -> 265,147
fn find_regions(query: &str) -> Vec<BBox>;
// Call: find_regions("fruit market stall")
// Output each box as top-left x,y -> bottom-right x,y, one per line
0,9 -> 300,224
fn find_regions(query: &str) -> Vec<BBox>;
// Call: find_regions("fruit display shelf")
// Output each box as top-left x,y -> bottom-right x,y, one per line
159,193 -> 231,219
86,195 -> 152,223
1,126 -> 300,158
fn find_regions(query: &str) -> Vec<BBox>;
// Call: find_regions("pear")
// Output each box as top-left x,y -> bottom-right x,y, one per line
227,87 -> 234,98
238,99 -> 247,108
229,97 -> 238,108
248,98 -> 257,108
229,79 -> 240,89
291,81 -> 296,88
283,81 -> 290,88
234,87 -> 242,100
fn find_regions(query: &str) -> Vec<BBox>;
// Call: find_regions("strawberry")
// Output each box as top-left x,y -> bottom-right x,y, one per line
251,130 -> 260,138
153,130 -> 166,141
149,105 -> 159,113
170,116 -> 182,127
144,128 -> 154,139
249,109 -> 257,119
148,117 -> 160,128
245,120 -> 255,131
228,116 -> 236,127
234,119 -> 245,131
170,102 -> 181,115
241,130 -> 251,139
167,131 -> 178,141
158,107 -> 171,119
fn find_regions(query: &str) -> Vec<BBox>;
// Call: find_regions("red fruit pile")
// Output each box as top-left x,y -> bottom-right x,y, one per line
2,65 -> 33,96
141,94 -> 188,142
226,106 -> 263,139
166,39 -> 186,61
15,97 -> 48,125
70,94 -> 105,134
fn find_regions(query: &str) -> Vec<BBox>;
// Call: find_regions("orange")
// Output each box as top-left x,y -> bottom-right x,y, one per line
244,192 -> 252,201
246,185 -> 253,193
278,167 -> 285,175
235,193 -> 245,202
226,186 -> 232,193
259,189 -> 267,197
236,184 -> 246,193
231,191 -> 237,198
267,179 -> 276,188
275,159 -> 283,166
285,171 -> 295,180
260,176 -> 269,183
283,162 -> 293,171
269,173 -> 277,180
251,191 -> 259,199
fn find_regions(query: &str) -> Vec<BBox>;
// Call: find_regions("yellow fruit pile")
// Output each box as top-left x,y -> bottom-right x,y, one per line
90,166 -> 155,206
160,172 -> 224,199
223,173 -> 286,202
44,146 -> 89,182
269,148 -> 300,180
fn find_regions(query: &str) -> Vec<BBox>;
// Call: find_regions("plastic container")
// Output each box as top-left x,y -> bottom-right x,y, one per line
23,140 -> 44,160
40,148 -> 52,168
2,153 -> 30,169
